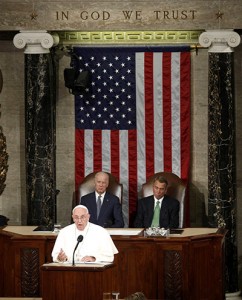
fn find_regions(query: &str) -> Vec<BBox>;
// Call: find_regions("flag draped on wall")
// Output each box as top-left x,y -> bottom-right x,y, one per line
74,46 -> 191,226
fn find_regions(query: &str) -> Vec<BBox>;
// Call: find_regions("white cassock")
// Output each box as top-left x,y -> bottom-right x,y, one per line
51,222 -> 118,263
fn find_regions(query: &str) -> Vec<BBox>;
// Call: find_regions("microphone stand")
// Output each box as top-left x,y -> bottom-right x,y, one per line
72,235 -> 83,266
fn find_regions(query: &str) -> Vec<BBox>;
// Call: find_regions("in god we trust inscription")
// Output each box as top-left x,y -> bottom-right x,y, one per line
55,9 -> 198,21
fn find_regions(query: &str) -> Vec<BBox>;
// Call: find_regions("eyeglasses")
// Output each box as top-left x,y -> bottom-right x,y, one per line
73,215 -> 87,222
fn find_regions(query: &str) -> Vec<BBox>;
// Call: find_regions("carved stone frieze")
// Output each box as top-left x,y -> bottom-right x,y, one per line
1,1 -> 242,31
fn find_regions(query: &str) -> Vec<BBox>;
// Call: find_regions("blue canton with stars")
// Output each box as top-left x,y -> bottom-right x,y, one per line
74,47 -> 137,130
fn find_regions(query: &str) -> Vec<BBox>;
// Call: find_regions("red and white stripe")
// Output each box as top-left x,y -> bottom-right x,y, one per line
75,51 -> 190,226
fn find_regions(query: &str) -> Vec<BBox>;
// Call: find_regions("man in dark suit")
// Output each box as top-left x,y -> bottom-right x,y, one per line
134,176 -> 180,229
80,171 -> 124,228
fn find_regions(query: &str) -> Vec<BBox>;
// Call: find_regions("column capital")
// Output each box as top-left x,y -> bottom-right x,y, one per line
199,29 -> 241,53
13,30 -> 59,54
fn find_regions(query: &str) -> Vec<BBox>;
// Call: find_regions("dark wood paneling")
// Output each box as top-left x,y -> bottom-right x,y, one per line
0,228 -> 226,300
41,264 -> 114,300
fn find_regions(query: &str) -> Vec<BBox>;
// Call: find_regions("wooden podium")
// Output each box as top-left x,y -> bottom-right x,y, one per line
41,262 -> 115,300
0,226 -> 226,299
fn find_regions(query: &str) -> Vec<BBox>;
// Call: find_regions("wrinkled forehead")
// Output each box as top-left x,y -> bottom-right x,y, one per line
95,173 -> 109,182
153,180 -> 167,188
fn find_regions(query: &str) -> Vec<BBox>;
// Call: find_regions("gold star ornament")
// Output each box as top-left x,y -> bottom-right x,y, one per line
30,11 -> 38,20
216,11 -> 224,19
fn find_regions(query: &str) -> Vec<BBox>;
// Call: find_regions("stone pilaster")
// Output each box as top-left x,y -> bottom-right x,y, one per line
199,30 -> 241,297
13,31 -> 59,229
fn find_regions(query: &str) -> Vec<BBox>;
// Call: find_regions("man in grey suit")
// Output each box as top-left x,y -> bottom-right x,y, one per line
80,171 -> 124,228
134,176 -> 180,229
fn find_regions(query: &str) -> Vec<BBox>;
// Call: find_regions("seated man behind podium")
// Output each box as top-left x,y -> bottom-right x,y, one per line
134,176 -> 180,229
52,205 -> 118,263
80,171 -> 124,228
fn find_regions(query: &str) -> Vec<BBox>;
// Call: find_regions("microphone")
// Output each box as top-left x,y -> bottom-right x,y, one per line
72,235 -> 83,266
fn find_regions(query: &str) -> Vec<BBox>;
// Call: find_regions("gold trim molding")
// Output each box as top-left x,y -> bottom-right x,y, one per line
54,30 -> 203,45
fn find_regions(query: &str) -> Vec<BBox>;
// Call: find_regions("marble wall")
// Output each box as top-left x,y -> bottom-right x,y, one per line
55,54 -> 75,224
0,42 -> 25,224
190,48 -> 209,227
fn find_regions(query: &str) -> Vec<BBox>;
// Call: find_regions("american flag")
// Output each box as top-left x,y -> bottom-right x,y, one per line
74,46 -> 191,226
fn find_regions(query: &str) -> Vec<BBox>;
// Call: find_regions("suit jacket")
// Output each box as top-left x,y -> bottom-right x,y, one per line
134,194 -> 180,229
80,191 -> 124,228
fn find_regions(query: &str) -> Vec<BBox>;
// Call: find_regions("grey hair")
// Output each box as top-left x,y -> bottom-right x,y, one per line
95,171 -> 109,182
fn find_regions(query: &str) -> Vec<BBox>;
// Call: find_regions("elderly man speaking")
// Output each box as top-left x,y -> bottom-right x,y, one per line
52,205 -> 118,264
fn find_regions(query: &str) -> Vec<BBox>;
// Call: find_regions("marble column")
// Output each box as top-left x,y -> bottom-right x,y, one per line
199,30 -> 241,297
0,69 -> 8,197
13,31 -> 59,229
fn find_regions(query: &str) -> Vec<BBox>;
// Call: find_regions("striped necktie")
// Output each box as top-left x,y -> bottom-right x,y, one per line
151,201 -> 160,227
97,195 -> 102,218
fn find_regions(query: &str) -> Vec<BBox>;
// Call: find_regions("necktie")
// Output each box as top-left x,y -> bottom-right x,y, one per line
151,201 -> 160,227
97,195 -> 102,218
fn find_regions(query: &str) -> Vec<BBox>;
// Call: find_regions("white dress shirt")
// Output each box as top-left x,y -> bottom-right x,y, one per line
154,196 -> 164,209
95,191 -> 106,205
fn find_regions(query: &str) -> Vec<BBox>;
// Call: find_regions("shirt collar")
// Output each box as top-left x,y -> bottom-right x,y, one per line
154,196 -> 164,202
95,191 -> 106,198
